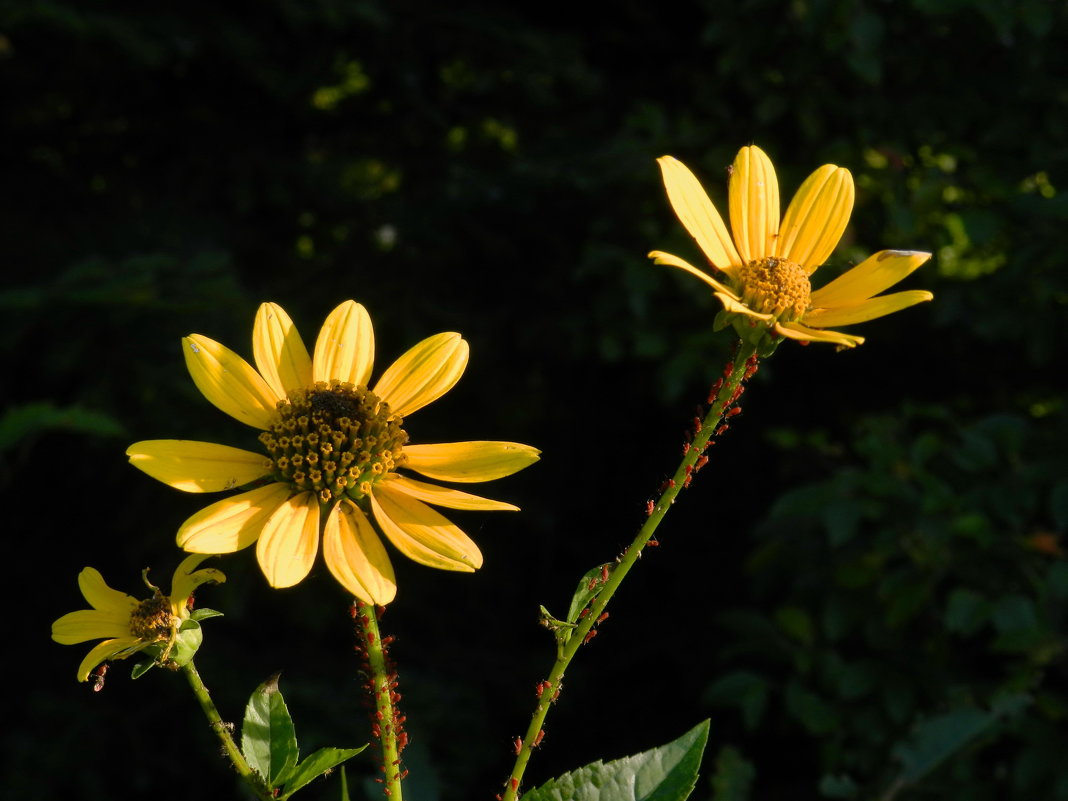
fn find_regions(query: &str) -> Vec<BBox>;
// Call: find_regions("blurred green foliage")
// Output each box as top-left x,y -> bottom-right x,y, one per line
2,1 -> 1065,800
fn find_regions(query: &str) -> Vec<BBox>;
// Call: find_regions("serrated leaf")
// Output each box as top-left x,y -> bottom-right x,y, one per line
525,720 -> 709,801
278,746 -> 366,800
242,676 -> 299,788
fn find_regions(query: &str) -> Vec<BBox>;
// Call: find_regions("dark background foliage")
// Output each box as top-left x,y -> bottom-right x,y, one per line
3,1 -> 1065,799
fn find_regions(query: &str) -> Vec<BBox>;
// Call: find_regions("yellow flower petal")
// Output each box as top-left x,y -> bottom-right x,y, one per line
313,300 -> 375,387
76,637 -> 142,682
809,250 -> 933,308
729,145 -> 779,264
177,483 -> 291,553
77,566 -> 138,612
323,501 -> 397,605
253,302 -> 313,399
168,554 -> 226,617
184,334 -> 280,430
370,483 -> 483,571
126,440 -> 272,493
803,290 -> 934,328
403,441 -> 540,483
776,321 -> 864,348
648,250 -> 739,298
777,164 -> 854,271
383,474 -> 519,511
52,609 -> 133,644
373,332 -> 469,418
255,492 -> 320,588
656,156 -> 742,271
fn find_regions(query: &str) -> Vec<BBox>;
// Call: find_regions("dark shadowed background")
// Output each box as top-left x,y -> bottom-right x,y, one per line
3,2 -> 1066,800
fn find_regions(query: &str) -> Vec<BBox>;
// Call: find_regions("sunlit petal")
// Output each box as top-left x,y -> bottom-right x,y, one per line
313,301 -> 374,387
729,145 -> 779,264
776,321 -> 864,348
373,332 -> 469,417
75,638 -> 142,682
177,483 -> 291,553
777,165 -> 854,271
255,492 -> 320,588
184,335 -> 280,429
168,554 -> 226,616
52,609 -> 133,644
76,566 -> 138,613
323,501 -> 397,605
803,290 -> 934,327
126,440 -> 272,493
403,441 -> 540,483
384,474 -> 519,511
253,302 -> 313,398
370,484 -> 482,571
809,250 -> 933,308
656,156 -> 742,271
648,250 -> 739,298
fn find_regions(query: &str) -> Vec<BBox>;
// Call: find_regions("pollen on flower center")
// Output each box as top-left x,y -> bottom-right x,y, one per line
737,257 -> 811,322
259,380 -> 408,506
129,595 -> 175,640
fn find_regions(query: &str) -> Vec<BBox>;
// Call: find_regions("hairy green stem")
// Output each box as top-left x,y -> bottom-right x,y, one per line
355,601 -> 405,801
182,661 -> 274,801
500,340 -> 758,801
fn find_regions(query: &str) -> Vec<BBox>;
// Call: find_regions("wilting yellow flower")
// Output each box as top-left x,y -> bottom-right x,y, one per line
52,555 -> 224,682
650,145 -> 933,349
127,301 -> 539,605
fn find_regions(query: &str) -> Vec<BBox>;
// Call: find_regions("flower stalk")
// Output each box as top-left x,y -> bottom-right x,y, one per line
353,600 -> 406,800
182,661 -> 275,801
501,340 -> 759,801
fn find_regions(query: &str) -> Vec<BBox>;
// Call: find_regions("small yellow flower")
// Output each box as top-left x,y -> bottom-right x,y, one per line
649,145 -> 933,349
51,555 -> 224,682
126,301 -> 540,605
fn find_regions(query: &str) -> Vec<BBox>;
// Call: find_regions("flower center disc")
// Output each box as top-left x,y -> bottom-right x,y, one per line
737,257 -> 811,322
129,595 -> 175,640
259,381 -> 408,505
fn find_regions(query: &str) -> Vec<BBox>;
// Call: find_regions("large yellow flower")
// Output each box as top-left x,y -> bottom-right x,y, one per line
649,145 -> 933,349
127,301 -> 539,605
52,554 -> 224,682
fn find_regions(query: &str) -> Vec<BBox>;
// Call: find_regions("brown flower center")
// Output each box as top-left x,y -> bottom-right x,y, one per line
737,257 -> 811,322
259,381 -> 408,505
129,595 -> 175,640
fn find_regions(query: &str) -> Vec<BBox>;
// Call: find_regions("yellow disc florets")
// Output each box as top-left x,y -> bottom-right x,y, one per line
736,257 -> 811,322
259,381 -> 408,506
129,595 -> 176,641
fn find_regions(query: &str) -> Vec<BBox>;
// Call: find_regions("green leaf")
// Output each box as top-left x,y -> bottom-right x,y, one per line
702,672 -> 768,731
944,588 -> 990,635
774,606 -> 815,646
709,746 -> 754,801
0,401 -> 125,452
819,774 -> 858,798
242,675 -> 299,788
785,681 -> 836,735
567,563 -> 614,624
525,720 -> 709,801
892,706 -> 995,783
190,607 -> 224,622
278,746 -> 366,800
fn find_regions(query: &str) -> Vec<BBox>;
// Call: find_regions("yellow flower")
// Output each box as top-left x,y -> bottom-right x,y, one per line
126,301 -> 540,605
51,554 -> 225,682
649,145 -> 933,349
